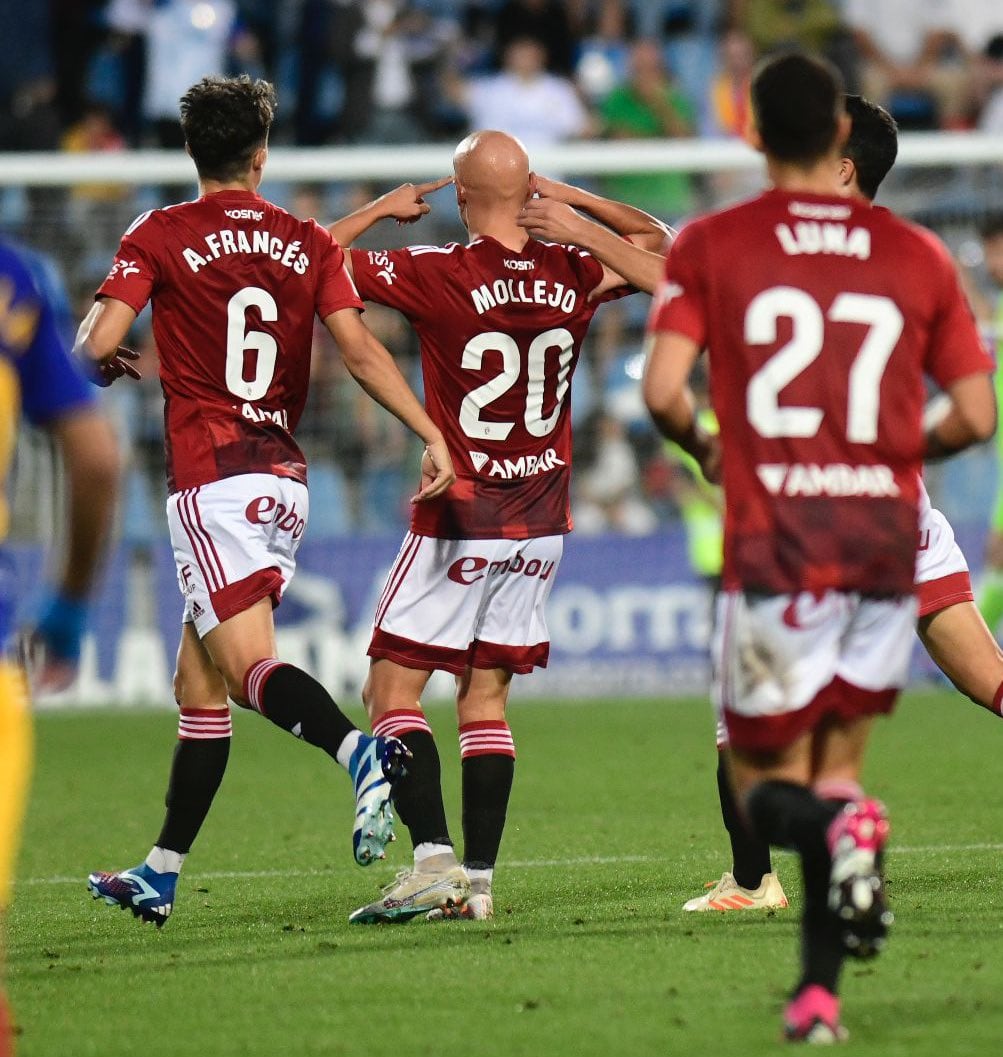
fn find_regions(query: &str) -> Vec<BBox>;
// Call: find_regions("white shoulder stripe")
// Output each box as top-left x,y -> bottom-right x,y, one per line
124,209 -> 154,236
407,243 -> 460,256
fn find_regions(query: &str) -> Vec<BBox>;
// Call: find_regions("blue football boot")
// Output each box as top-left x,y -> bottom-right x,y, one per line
87,862 -> 177,927
349,735 -> 409,865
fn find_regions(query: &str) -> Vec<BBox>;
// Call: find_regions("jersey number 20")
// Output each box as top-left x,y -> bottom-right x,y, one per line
460,328 -> 574,441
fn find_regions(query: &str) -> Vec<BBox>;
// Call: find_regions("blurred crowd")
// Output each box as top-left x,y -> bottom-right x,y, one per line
5,0 -> 1003,546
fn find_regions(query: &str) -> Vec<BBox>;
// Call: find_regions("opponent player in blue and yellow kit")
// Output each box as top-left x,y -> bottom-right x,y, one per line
0,239 -> 119,1056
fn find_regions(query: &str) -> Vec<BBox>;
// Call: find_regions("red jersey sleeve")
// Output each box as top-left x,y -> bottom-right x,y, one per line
313,224 -> 365,318
96,210 -> 161,314
350,246 -> 434,319
645,222 -> 708,346
922,236 -> 994,388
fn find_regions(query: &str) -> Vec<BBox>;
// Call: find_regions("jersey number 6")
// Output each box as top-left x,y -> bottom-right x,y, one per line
225,286 -> 278,401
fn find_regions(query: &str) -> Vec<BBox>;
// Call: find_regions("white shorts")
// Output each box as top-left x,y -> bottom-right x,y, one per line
167,474 -> 308,638
712,590 -> 916,753
369,533 -> 563,675
915,503 -> 973,617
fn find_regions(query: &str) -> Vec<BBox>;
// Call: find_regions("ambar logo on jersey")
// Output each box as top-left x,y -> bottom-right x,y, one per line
479,448 -> 566,479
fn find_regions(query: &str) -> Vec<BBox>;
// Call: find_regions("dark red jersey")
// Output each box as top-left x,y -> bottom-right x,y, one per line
351,236 -> 628,539
98,189 -> 362,492
647,190 -> 992,596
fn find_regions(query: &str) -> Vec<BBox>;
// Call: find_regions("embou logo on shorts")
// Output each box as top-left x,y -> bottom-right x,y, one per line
447,552 -> 555,586
245,496 -> 306,540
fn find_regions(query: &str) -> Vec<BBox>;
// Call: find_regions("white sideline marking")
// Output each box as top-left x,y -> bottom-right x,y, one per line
19,843 -> 1003,888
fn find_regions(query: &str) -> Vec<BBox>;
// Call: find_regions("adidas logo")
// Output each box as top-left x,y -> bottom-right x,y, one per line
191,601 -> 205,619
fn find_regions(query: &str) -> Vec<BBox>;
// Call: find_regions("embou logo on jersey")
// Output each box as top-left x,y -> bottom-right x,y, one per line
485,447 -> 566,479
107,258 -> 140,280
756,463 -> 900,498
447,552 -> 556,586
245,496 -> 306,539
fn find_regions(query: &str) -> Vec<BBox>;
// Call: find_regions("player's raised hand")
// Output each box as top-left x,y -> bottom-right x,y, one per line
412,437 -> 455,502
90,346 -> 142,387
517,198 -> 588,246
531,174 -> 572,202
378,177 -> 454,226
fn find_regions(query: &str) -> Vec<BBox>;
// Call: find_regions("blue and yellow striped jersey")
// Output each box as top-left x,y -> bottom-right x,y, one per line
0,239 -> 94,646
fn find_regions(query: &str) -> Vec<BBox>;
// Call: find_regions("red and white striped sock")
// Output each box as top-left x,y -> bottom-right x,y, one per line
373,708 -> 433,739
178,706 -> 232,741
459,720 -> 516,759
242,659 -> 286,713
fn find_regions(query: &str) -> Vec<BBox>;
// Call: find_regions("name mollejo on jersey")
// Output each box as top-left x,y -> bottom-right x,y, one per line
182,229 -> 311,275
470,447 -> 566,479
471,279 -> 578,315
756,462 -> 900,497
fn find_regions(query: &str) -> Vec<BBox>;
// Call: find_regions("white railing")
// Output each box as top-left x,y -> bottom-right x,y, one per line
3,131 -> 1003,186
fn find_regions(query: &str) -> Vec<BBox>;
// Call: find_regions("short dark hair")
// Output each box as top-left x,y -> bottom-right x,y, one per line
179,75 -> 276,182
843,94 -> 898,201
979,213 -> 1003,242
751,52 -> 845,164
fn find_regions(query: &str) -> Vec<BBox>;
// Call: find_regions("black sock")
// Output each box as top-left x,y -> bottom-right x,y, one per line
461,753 -> 514,869
746,780 -> 844,994
393,730 -> 452,849
245,661 -> 356,761
156,731 -> 230,855
717,753 -> 773,890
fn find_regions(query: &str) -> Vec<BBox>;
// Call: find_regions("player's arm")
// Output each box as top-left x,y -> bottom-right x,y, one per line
323,307 -> 455,500
924,372 -> 996,458
519,176 -> 671,296
327,178 -> 454,254
73,298 -> 142,386
642,331 -> 720,483
26,406 -> 121,690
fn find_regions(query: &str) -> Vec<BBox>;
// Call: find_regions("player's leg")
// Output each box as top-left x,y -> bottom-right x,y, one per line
0,662 -> 31,1057
977,528 -> 1003,634
348,659 -> 471,923
436,663 -> 516,921
180,476 -> 407,866
718,590 -> 859,1041
88,622 -> 231,924
914,509 -> 1003,713
918,601 -> 1003,715
435,536 -> 561,920
350,534 -> 492,922
682,720 -> 786,913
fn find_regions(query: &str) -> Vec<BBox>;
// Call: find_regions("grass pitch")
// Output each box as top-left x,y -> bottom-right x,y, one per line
9,691 -> 1003,1056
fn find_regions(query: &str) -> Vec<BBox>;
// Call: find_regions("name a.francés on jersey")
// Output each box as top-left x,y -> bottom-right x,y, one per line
469,447 -> 566,479
471,279 -> 577,315
182,229 -> 311,275
756,462 -> 899,498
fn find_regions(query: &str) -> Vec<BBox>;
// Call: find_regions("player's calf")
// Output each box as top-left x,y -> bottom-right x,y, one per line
826,798 -> 892,958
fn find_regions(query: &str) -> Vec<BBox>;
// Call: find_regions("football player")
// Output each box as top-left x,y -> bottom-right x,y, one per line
643,53 -> 994,1040
0,238 -> 119,1057
79,75 -> 455,926
327,130 -> 668,922
523,93 -> 1003,916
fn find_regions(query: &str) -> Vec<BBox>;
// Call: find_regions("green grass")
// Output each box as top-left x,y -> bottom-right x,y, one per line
9,691 -> 1003,1056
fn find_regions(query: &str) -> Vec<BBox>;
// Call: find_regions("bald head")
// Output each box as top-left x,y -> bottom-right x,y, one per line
453,130 -> 531,206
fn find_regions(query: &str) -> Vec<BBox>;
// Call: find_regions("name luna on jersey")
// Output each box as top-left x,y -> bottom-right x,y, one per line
182,229 -> 311,275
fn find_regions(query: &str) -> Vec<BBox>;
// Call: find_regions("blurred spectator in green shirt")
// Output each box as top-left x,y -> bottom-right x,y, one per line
599,40 -> 696,221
